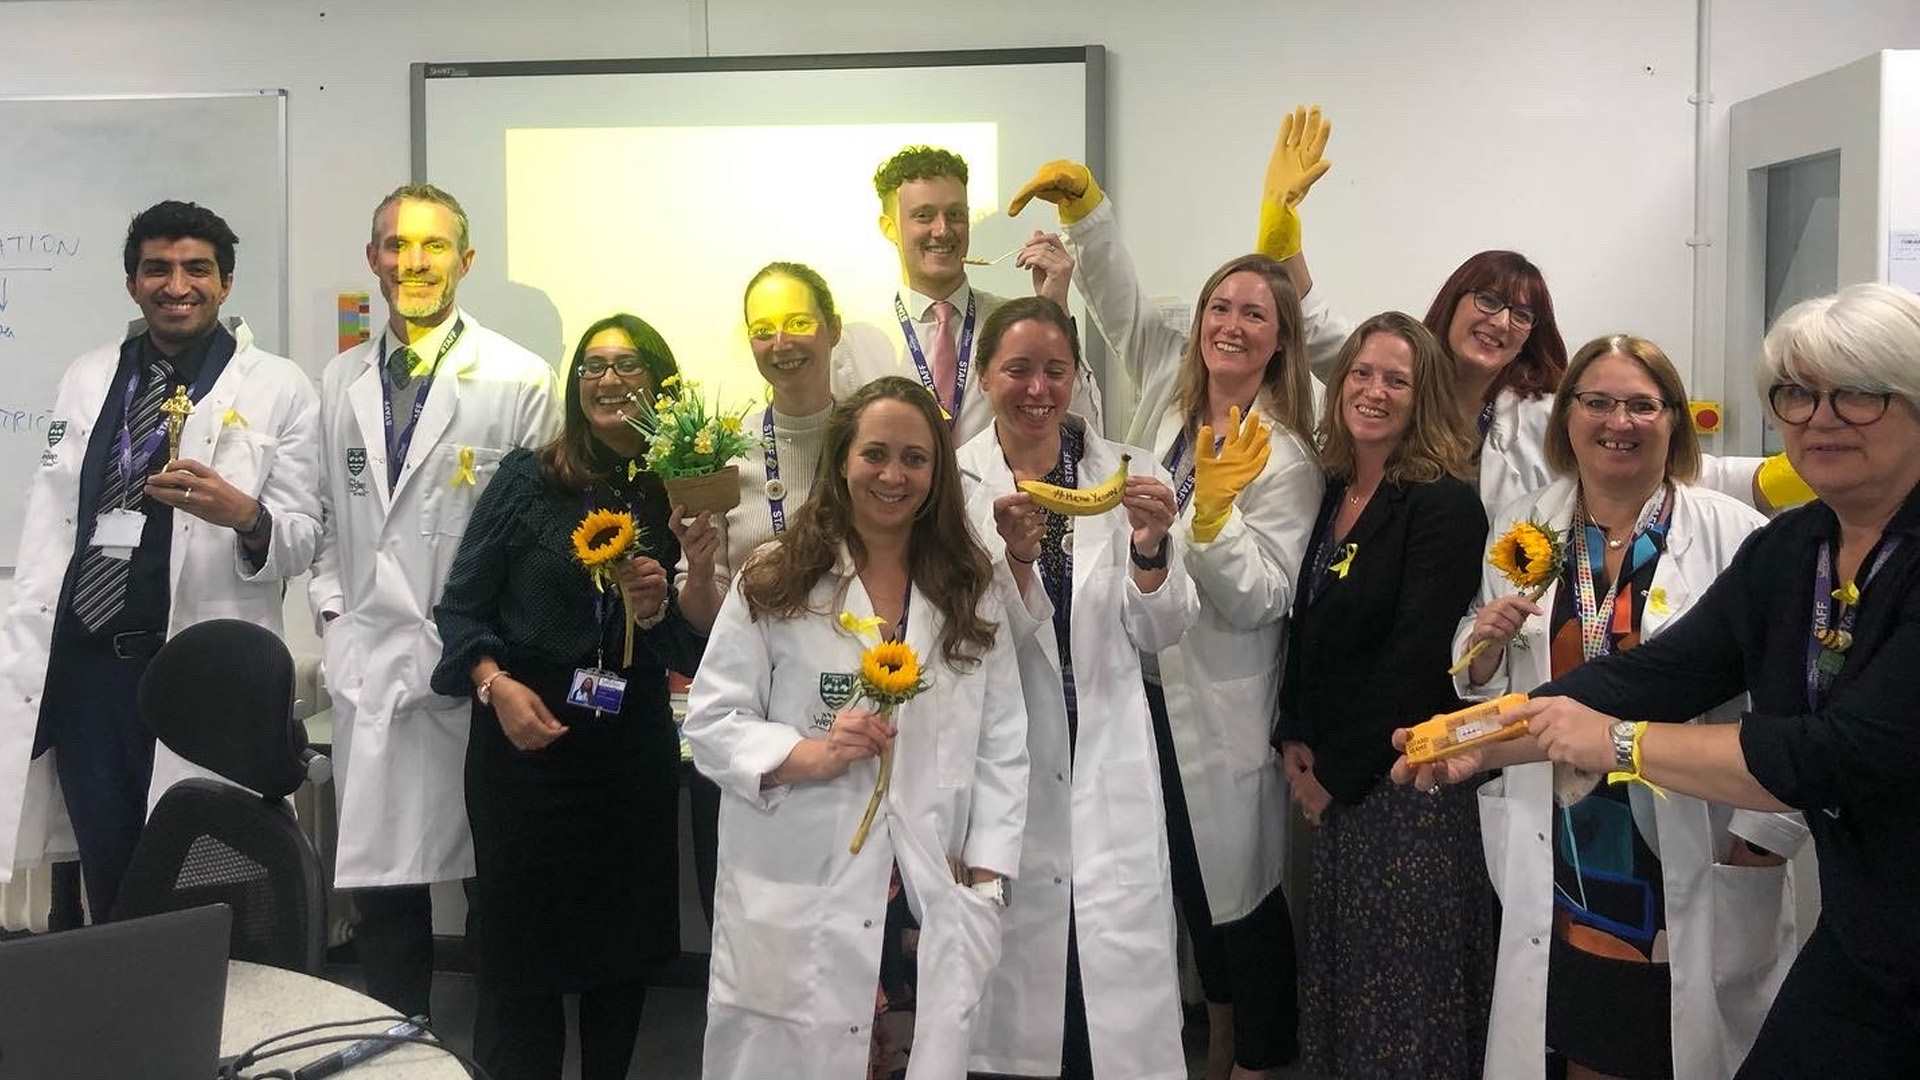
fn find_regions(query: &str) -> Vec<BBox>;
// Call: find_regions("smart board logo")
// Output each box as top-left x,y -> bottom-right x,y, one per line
346,448 -> 368,477
46,420 -> 66,447
818,672 -> 856,710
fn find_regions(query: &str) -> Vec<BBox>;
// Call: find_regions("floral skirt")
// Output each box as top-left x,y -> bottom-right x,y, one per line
1300,777 -> 1496,1080
870,862 -> 921,1080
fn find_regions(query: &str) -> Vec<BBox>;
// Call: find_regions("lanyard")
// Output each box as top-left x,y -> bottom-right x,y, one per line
895,292 -> 975,424
113,352 -> 222,482
1476,399 -> 1497,439
380,319 -> 465,485
1570,486 -> 1671,660
762,408 -> 788,535
1805,536 -> 1900,710
1162,424 -> 1227,514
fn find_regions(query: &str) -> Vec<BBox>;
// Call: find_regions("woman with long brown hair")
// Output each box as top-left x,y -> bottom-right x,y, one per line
685,376 -> 1028,1080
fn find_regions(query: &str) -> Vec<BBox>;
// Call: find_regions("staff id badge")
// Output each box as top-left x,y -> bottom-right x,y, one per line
90,508 -> 147,561
567,668 -> 628,714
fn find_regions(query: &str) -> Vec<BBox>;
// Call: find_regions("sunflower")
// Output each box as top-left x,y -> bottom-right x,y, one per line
571,508 -> 636,570
1488,520 -> 1561,589
861,641 -> 922,701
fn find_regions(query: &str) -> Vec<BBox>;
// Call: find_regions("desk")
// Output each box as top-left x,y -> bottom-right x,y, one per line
222,960 -> 468,1078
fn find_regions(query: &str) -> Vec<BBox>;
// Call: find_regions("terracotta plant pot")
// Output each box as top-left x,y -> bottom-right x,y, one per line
663,465 -> 742,516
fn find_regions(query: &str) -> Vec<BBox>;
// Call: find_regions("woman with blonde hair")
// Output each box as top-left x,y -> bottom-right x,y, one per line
1276,311 -> 1492,1078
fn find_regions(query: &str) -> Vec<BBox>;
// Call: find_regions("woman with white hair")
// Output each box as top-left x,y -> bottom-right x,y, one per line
1394,282 -> 1920,1076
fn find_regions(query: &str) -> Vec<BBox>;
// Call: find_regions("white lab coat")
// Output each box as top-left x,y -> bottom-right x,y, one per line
831,281 -> 1103,446
0,318 -> 322,880
1455,476 -> 1809,1079
956,418 -> 1194,1079
1063,198 -> 1327,922
686,547 -> 1029,1080
309,311 -> 558,888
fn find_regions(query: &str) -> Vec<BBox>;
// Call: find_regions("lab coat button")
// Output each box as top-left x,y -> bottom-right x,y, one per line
863,919 -> 873,929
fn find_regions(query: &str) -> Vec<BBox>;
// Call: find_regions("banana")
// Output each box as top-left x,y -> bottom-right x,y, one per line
1018,454 -> 1131,516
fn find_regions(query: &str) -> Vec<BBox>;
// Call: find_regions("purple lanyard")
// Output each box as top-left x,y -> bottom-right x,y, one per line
762,408 -> 787,535
895,292 -> 975,425
1805,536 -> 1900,710
380,319 -> 465,485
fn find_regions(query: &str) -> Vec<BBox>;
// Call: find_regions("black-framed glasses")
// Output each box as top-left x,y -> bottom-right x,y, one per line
1471,290 -> 1537,330
1767,383 -> 1893,426
576,355 -> 649,379
1572,391 -> 1672,422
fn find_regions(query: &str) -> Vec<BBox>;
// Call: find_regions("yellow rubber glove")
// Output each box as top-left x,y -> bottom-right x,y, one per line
1255,104 -> 1333,261
1756,452 -> 1816,511
1190,406 -> 1274,543
1009,159 -> 1105,225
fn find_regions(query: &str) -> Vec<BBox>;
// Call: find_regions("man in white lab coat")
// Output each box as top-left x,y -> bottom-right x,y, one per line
310,184 -> 558,1019
832,145 -> 1102,443
0,200 -> 323,921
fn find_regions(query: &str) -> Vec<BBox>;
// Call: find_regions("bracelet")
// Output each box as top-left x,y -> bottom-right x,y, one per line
237,502 -> 272,540
476,670 -> 510,706
1130,536 -> 1170,570
633,586 -> 673,630
1007,546 -> 1040,566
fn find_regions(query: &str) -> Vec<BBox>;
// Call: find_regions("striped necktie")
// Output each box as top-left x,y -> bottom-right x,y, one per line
71,357 -> 175,632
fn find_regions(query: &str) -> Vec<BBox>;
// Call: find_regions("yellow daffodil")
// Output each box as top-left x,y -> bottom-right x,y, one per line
693,428 -> 715,455
1833,580 -> 1861,607
840,611 -> 887,641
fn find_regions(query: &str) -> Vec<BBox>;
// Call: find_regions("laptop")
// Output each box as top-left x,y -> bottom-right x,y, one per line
0,903 -> 230,1080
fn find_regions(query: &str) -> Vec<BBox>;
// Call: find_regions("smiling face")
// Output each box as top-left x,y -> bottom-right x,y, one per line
1199,270 -> 1280,387
746,273 -> 838,401
1446,288 -> 1531,381
1342,331 -> 1417,453
576,327 -> 656,445
1567,352 -> 1673,492
842,397 -> 936,537
1779,379 -> 1920,511
982,318 -> 1076,447
366,198 -> 473,326
126,237 -> 231,350
884,176 -> 970,296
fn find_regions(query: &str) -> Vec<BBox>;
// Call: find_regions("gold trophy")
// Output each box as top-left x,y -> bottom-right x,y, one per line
159,385 -> 193,463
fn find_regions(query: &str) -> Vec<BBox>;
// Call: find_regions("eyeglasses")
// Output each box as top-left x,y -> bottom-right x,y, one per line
1768,383 -> 1893,426
747,314 -> 822,342
576,355 -> 649,379
1572,391 -> 1671,422
1471,290 -> 1537,331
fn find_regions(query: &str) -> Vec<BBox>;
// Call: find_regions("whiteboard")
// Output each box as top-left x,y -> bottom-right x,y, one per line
414,49 -> 1104,409
0,91 -> 288,566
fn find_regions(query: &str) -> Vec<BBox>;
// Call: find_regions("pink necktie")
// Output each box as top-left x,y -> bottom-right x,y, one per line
927,300 -> 958,412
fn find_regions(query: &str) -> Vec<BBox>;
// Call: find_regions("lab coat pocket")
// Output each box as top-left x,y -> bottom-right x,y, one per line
1477,781 -> 1518,903
417,445 -> 506,537
1709,861 -> 1795,1048
710,867 -> 825,1020
909,881 -> 1006,1079
209,429 -> 279,499
1215,670 -> 1278,777
1098,758 -> 1162,885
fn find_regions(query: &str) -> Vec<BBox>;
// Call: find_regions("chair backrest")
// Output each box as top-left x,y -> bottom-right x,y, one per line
140,618 -> 306,797
112,779 -> 326,974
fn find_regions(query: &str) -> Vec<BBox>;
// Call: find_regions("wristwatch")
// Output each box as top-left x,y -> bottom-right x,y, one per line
1610,720 -> 1638,771
969,876 -> 1009,908
1130,536 -> 1170,571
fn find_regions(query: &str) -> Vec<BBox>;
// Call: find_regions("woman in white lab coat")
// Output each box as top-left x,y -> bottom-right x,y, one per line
1043,201 -> 1323,1076
954,297 -> 1197,1080
1442,334 -> 1806,1079
685,376 -> 1028,1080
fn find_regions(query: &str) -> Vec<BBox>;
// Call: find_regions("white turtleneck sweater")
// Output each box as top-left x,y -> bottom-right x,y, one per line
679,401 -> 833,594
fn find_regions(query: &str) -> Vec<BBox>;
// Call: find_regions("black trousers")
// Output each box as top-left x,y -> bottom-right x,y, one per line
352,879 -> 478,1021
1733,923 -> 1920,1078
688,767 -> 720,926
1147,679 -> 1300,1070
474,978 -> 647,1080
37,630 -> 158,920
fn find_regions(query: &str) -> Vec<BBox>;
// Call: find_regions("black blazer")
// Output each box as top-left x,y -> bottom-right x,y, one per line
1542,483 -> 1920,1021
1277,473 -> 1487,804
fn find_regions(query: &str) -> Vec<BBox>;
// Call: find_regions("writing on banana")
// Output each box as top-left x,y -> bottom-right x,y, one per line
1018,455 -> 1132,516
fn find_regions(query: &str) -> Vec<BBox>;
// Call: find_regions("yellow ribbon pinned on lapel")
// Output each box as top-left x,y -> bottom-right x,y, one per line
839,611 -> 887,643
221,407 -> 248,430
1648,586 -> 1670,616
451,446 -> 478,487
1329,543 -> 1358,580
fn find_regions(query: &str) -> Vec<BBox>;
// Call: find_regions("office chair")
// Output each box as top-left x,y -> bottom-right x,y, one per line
112,619 -> 330,974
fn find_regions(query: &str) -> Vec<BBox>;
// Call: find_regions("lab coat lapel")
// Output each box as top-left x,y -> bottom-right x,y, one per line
344,346 -> 393,510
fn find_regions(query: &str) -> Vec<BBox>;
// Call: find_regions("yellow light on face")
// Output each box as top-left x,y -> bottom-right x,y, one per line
745,275 -> 820,340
